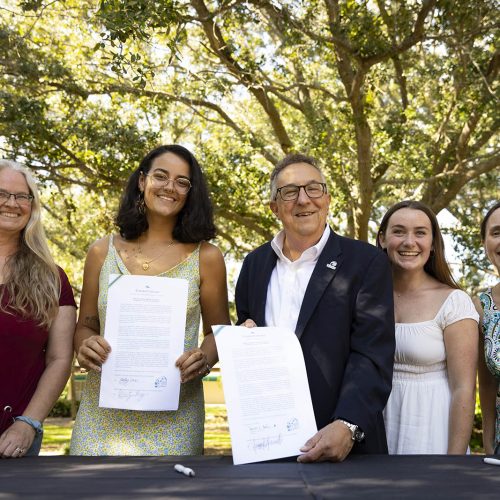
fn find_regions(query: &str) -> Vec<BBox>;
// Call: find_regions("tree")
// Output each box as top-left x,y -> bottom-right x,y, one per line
0,0 -> 498,282
93,0 -> 498,235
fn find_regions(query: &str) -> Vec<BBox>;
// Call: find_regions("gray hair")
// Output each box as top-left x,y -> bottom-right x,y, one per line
270,153 -> 327,200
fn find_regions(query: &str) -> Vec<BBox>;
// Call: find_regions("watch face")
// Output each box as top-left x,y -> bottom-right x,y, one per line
353,429 -> 365,442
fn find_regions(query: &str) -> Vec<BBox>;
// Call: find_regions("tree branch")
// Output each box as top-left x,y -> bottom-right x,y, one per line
216,208 -> 275,240
424,152 -> 500,212
90,82 -> 279,165
362,0 -> 437,67
189,0 -> 293,152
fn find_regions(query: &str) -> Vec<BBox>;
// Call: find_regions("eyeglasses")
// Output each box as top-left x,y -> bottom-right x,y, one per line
144,172 -> 192,194
275,182 -> 327,201
0,190 -> 34,207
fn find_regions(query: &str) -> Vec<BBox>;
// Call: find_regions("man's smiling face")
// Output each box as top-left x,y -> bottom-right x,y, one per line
270,162 -> 330,246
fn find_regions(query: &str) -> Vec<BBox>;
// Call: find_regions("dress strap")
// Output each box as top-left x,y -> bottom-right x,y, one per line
107,234 -> 129,275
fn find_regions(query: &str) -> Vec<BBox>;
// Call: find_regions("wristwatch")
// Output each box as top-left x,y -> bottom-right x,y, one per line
14,415 -> 43,435
337,419 -> 365,442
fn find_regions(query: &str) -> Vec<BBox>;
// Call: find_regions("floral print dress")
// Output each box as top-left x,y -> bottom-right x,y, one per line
70,236 -> 204,455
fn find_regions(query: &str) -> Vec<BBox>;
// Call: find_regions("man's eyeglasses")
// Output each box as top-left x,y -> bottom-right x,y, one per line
144,172 -> 192,194
0,190 -> 34,207
276,182 -> 327,201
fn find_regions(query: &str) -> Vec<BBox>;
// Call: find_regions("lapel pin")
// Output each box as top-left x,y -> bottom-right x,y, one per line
326,261 -> 337,270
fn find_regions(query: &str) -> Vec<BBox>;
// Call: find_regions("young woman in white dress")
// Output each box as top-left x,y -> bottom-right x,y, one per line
377,200 -> 478,454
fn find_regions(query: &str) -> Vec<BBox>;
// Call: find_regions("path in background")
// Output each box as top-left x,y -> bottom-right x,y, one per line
41,405 -> 230,456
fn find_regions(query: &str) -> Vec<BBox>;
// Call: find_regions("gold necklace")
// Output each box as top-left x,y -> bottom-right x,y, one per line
138,240 -> 176,271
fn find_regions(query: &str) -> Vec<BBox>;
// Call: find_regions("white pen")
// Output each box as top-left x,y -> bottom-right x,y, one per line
483,457 -> 500,466
174,464 -> 195,477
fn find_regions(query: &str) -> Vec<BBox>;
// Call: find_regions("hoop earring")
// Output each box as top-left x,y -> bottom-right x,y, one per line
136,192 -> 146,215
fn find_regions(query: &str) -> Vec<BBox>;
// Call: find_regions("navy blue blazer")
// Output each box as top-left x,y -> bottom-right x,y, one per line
235,228 -> 395,454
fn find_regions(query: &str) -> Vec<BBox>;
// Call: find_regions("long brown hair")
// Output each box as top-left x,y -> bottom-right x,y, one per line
0,160 -> 60,327
376,200 -> 459,289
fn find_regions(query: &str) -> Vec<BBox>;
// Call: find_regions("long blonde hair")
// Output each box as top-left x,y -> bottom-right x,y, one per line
0,160 -> 60,328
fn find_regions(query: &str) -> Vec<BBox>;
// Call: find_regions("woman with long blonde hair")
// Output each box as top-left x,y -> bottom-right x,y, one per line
0,160 -> 76,458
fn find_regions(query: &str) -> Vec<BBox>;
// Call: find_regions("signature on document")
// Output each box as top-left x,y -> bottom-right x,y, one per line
116,389 -> 145,402
248,434 -> 283,453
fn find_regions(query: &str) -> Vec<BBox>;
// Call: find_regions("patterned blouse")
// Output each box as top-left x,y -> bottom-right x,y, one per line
479,288 -> 500,453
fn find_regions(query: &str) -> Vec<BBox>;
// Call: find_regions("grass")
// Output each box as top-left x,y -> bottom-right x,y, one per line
204,405 -> 232,455
41,404 -> 231,456
42,419 -> 73,455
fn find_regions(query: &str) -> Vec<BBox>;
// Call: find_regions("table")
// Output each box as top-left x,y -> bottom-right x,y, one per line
1,455 -> 498,499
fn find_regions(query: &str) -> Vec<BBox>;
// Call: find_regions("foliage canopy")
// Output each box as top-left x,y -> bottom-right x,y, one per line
0,0 -> 498,290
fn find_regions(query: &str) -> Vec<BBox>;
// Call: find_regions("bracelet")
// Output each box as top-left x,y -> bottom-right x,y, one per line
14,415 -> 43,435
202,362 -> 211,377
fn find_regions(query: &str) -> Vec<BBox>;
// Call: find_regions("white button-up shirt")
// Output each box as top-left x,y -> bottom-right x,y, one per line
265,225 -> 330,333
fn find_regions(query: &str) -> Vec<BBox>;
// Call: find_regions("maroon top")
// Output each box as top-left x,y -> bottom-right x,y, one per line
0,267 -> 76,434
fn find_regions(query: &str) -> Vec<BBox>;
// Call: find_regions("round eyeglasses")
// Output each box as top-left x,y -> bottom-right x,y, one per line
0,190 -> 34,207
275,182 -> 327,201
144,172 -> 192,194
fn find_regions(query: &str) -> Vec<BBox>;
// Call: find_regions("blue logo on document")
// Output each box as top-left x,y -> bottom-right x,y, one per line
154,376 -> 168,388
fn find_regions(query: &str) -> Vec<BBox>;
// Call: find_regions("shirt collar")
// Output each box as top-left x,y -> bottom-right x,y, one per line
271,225 -> 330,263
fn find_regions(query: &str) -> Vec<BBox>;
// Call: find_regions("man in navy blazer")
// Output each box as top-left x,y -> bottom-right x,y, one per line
235,153 -> 395,462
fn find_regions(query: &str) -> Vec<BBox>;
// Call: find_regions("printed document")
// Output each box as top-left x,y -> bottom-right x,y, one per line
99,274 -> 188,411
213,325 -> 317,464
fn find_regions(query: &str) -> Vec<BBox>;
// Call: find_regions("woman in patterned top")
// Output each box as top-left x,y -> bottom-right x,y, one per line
70,145 -> 230,455
475,201 -> 500,455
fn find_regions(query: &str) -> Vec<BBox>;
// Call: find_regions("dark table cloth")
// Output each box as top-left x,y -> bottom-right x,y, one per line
1,455 -> 498,499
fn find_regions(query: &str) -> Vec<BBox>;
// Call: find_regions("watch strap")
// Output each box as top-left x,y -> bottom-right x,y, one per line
337,419 -> 364,442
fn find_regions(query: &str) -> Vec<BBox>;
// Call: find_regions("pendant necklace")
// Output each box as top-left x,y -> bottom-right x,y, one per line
138,240 -> 176,271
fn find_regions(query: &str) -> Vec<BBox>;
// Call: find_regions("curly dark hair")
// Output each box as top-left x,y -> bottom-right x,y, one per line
115,145 -> 216,242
